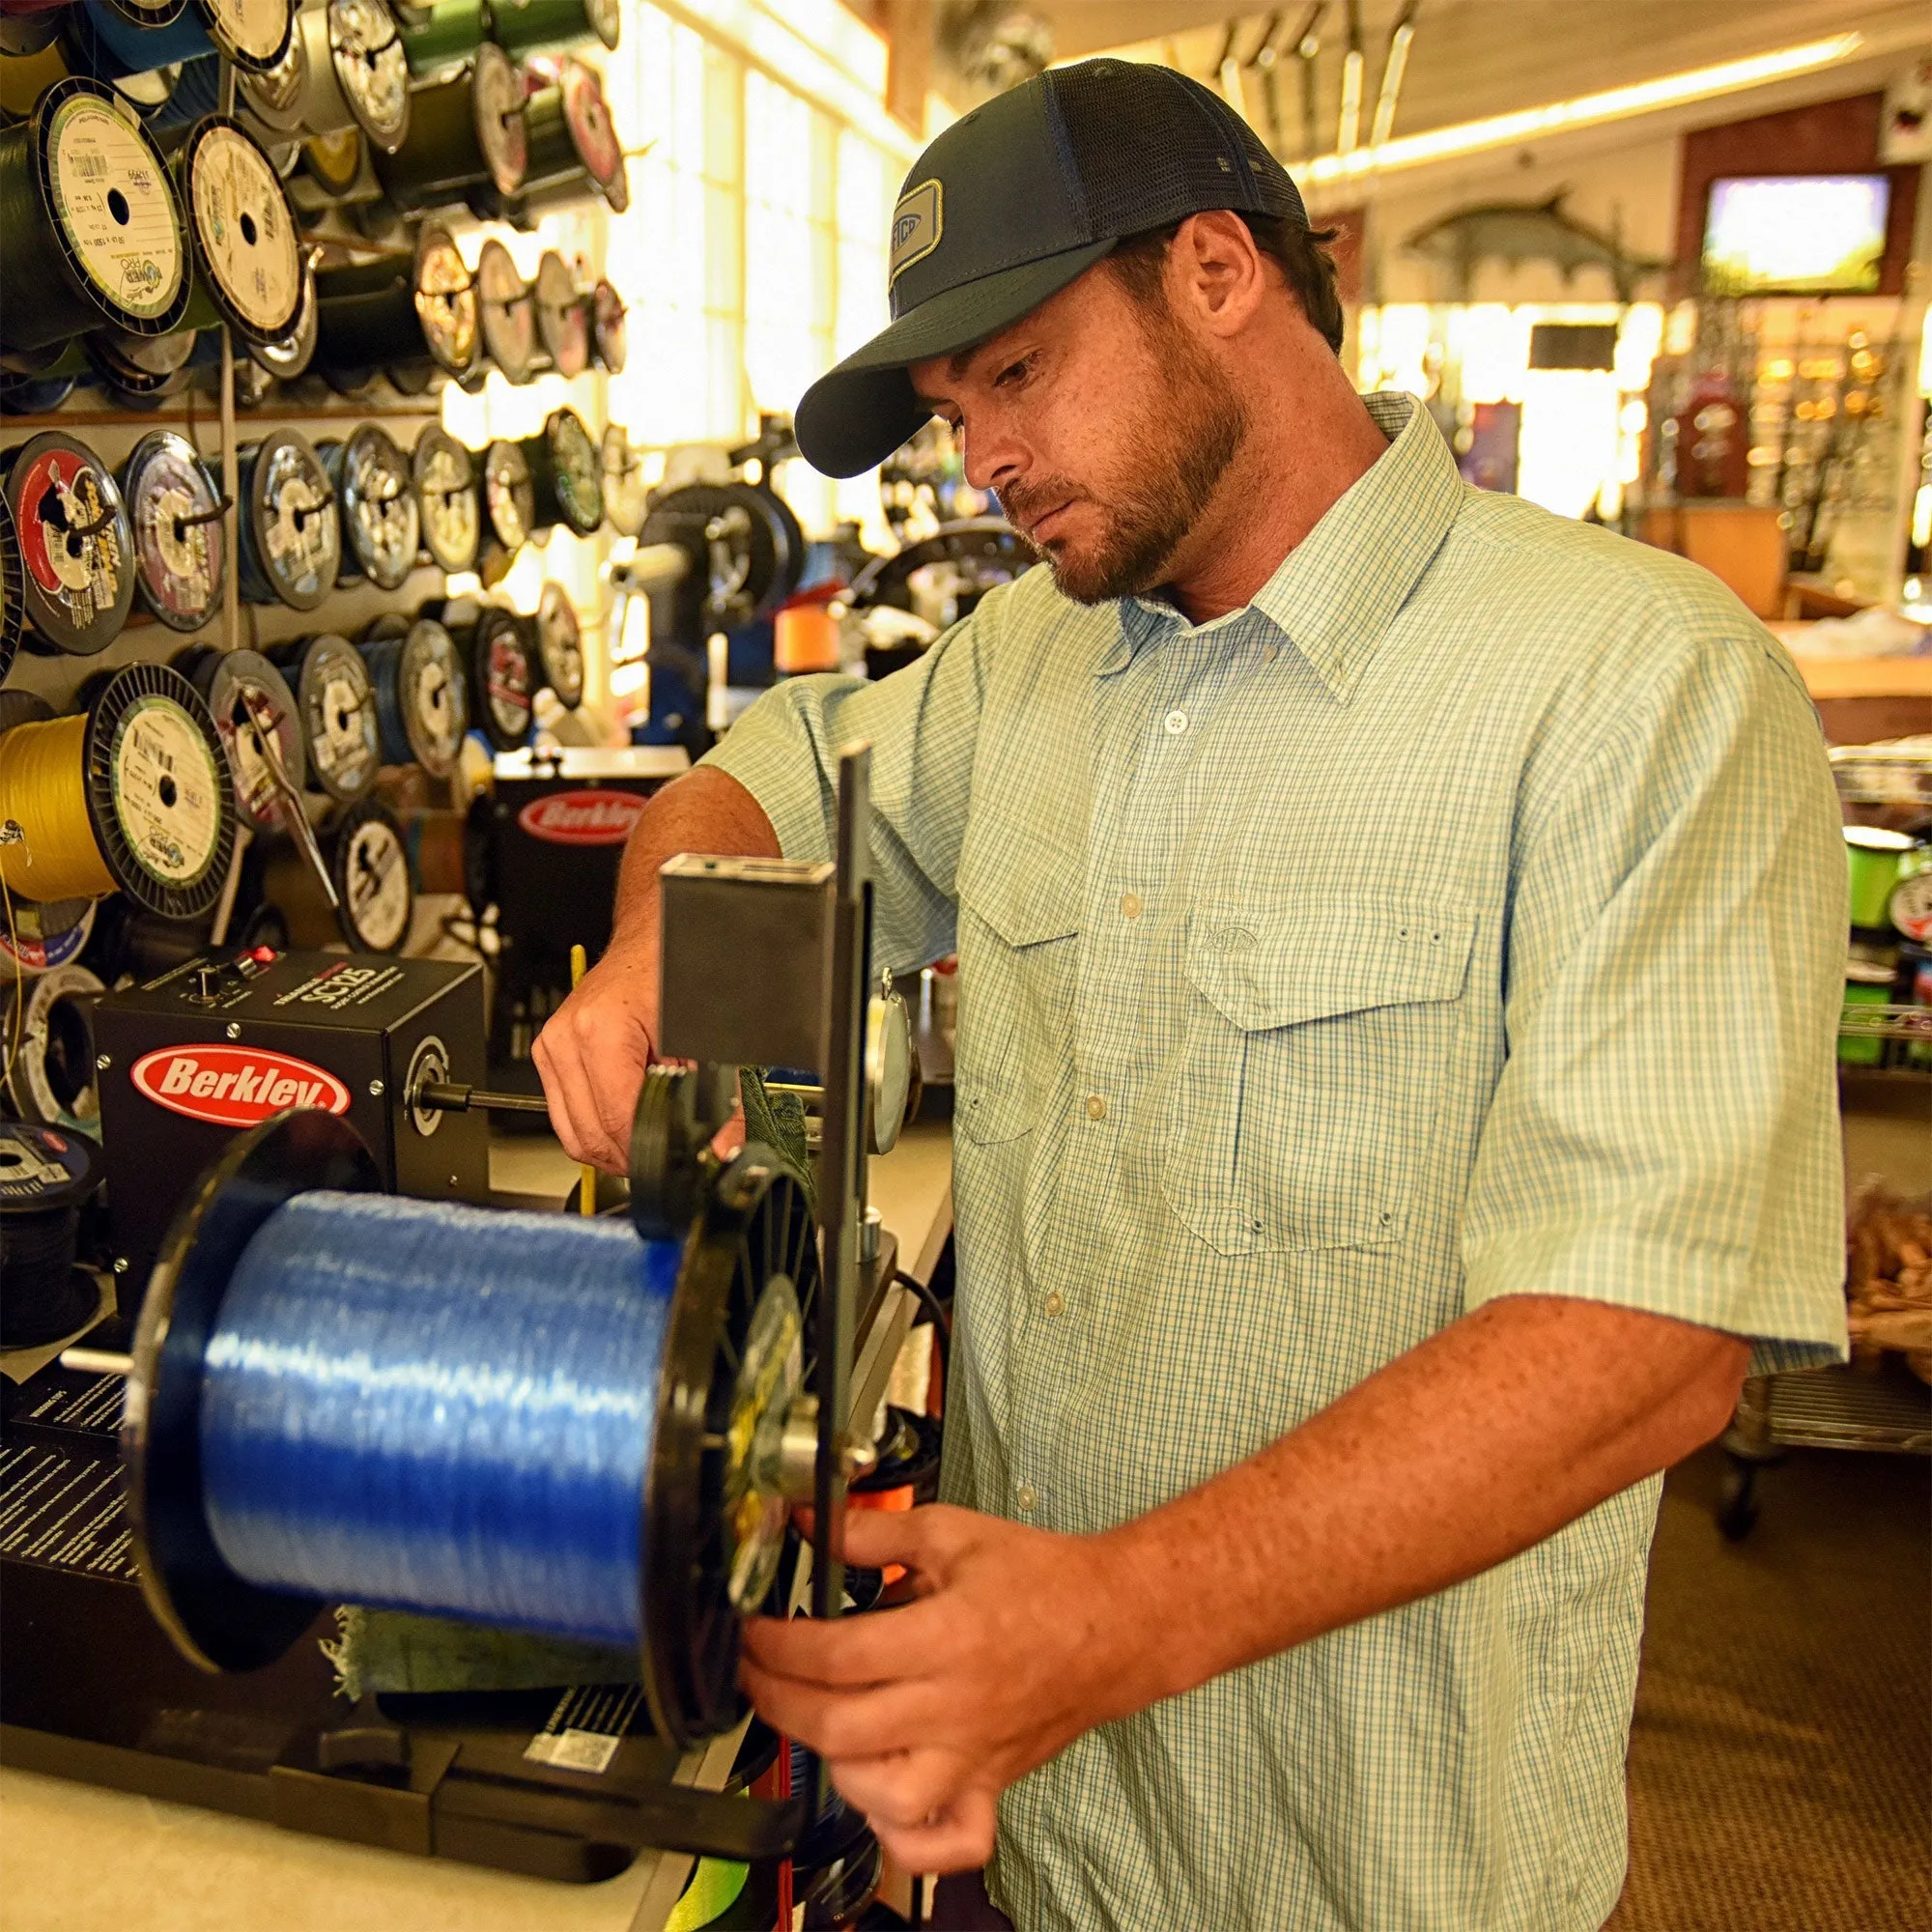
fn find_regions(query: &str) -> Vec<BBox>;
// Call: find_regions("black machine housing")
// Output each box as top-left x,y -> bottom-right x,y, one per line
92,951 -> 491,1317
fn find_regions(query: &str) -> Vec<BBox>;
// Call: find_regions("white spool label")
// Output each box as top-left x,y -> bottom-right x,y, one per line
190,125 -> 299,333
344,819 -> 410,951
411,653 -> 460,761
310,669 -> 375,790
204,0 -> 290,64
46,96 -> 182,321
329,0 -> 410,143
112,696 -> 223,886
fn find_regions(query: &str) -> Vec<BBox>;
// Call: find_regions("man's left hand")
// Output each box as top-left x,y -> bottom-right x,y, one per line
738,1504 -> 1159,1873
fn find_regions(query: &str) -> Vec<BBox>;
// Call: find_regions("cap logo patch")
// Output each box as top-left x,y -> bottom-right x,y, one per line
890,179 -> 943,285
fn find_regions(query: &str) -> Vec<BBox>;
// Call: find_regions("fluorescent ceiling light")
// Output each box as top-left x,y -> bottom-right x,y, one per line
1302,32 -> 1864,184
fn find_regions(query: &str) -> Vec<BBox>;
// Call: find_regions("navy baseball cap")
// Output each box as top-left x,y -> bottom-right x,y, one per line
795,58 -> 1309,478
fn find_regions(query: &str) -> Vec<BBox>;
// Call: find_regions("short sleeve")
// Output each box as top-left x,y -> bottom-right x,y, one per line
701,584 -> 1006,975
1461,632 -> 1849,1376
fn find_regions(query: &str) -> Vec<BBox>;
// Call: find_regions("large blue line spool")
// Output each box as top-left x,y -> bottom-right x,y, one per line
125,1106 -> 819,1747
200,1191 -> 684,1646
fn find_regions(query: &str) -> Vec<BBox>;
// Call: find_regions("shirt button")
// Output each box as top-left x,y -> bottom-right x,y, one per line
1163,709 -> 1188,735
1263,643 -> 1279,664
1120,893 -> 1143,920
1016,1483 -> 1037,1515
1085,1094 -> 1107,1121
1044,1291 -> 1065,1318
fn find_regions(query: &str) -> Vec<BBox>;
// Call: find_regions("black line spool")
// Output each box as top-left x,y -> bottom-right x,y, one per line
397,0 -> 483,78
640,482 -> 807,637
0,1120 -> 102,1349
474,435 -> 533,582
533,581 -> 582,710
244,243 -> 319,384
175,642 -> 306,831
1,488 -> 24,681
599,424 -> 646,541
589,274 -> 625,372
0,6 -> 67,59
61,0 -> 294,78
370,40 -> 524,212
0,662 -> 237,918
172,114 -> 303,345
2,958 -> 106,1133
0,77 -> 191,355
295,0 -> 410,153
488,0 -> 616,61
262,793 -> 412,952
235,429 -> 340,610
412,422 -> 478,574
0,894 -> 98,983
458,602 -> 534,751
124,1105 -> 820,1758
234,15 -> 309,140
531,246 -> 587,375
311,222 -> 476,388
359,611 -> 466,773
121,429 -> 225,634
3,431 -> 136,657
148,51 -> 226,131
319,423 -> 418,590
471,232 -> 534,382
493,55 -> 625,218
518,405 -> 602,539
264,632 -> 380,803
82,323 -> 197,410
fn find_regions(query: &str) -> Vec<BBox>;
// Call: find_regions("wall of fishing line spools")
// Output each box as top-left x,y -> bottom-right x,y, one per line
0,0 -> 642,1161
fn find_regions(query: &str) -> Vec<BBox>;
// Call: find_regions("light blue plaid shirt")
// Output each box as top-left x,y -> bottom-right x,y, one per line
707,392 -> 1848,1931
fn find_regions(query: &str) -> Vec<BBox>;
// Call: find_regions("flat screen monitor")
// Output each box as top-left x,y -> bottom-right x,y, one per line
1701,174 -> 1889,296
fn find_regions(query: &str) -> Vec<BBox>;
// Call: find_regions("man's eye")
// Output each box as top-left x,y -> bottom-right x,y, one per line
995,357 -> 1033,388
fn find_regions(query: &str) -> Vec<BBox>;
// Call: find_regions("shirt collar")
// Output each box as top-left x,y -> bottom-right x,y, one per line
1098,392 -> 1463,697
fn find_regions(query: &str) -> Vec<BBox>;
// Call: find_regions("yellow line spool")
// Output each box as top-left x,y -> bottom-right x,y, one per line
0,714 -> 117,902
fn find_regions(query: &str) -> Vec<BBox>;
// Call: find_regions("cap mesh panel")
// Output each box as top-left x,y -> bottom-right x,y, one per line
1047,61 -> 1304,237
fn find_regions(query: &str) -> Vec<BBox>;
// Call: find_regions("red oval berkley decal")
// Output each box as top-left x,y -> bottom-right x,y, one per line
128,1044 -> 354,1128
517,788 -> 647,846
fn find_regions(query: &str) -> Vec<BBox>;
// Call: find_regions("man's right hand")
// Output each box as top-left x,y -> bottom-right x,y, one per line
533,949 -> 657,1173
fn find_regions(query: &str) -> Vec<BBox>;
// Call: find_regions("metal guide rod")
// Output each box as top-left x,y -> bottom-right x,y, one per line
812,743 -> 871,1627
414,1079 -> 552,1116
219,60 -> 240,659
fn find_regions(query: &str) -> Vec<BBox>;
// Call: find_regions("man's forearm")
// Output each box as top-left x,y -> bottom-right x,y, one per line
607,766 -> 782,962
1098,1294 -> 1748,1712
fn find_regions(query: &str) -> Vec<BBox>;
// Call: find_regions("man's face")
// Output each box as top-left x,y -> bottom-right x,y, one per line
908,261 -> 1249,605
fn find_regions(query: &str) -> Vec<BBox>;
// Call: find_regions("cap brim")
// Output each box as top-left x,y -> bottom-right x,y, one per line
794,238 -> 1117,477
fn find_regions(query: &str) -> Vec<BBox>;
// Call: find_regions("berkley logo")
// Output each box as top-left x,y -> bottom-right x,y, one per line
129,1045 -> 353,1128
518,789 -> 647,846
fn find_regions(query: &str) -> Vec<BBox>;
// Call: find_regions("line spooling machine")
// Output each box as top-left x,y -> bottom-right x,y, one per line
106,747 -> 886,1858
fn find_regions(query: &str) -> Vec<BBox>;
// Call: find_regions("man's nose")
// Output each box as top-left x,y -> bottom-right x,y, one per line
958,416 -> 1024,498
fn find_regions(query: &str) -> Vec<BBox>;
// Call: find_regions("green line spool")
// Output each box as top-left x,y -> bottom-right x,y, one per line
371,41 -> 525,212
487,0 -> 617,60
518,406 -> 603,539
398,0 -> 486,78
0,77 -> 190,355
172,115 -> 303,345
494,55 -> 625,217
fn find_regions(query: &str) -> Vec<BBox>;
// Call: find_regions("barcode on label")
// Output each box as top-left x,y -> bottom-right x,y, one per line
71,151 -> 107,180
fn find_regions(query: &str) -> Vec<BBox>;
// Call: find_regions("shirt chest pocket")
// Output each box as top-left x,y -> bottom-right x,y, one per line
1162,899 -> 1476,1255
954,834 -> 1080,1147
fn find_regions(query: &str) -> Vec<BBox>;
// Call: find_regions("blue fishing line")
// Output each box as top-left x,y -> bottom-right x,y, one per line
358,633 -> 412,765
151,50 -> 223,128
200,1191 -> 684,1647
68,0 -> 213,81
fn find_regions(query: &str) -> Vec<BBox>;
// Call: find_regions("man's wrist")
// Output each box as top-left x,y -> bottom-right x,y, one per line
1083,1520 -> 1216,1718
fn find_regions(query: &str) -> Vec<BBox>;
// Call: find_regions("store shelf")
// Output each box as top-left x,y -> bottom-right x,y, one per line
1785,652 -> 1932,701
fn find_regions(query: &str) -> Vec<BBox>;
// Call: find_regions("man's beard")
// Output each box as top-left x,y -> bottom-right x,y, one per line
997,321 -> 1249,606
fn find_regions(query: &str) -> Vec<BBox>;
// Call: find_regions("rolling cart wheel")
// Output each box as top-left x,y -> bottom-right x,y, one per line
1717,1456 -> 1760,1541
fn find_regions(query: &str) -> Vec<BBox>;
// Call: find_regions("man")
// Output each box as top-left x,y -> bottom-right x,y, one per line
536,60 -> 1848,1932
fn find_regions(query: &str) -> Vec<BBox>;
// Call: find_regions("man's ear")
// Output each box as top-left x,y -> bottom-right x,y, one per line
1167,211 -> 1269,336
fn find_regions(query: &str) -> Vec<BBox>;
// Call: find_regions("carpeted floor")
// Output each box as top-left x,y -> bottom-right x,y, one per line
1608,1441 -> 1932,1931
